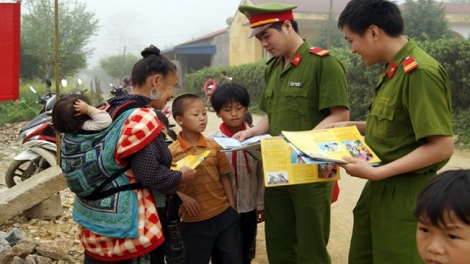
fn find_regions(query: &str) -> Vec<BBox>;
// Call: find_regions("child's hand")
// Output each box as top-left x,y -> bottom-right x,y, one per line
74,99 -> 90,116
180,166 -> 196,181
178,192 -> 200,216
232,129 -> 254,142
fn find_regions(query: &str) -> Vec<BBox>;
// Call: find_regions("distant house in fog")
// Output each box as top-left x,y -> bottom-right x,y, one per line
431,2 -> 470,38
161,29 -> 229,85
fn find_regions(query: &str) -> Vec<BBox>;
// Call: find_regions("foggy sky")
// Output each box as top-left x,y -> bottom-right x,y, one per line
84,0 -> 241,68
81,0 -> 406,68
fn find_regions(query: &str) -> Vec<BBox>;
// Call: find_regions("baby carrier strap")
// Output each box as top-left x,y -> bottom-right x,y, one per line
82,100 -> 147,201
110,100 -> 147,120
61,100 -> 148,201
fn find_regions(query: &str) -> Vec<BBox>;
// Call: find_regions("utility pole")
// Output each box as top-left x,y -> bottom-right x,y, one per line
327,0 -> 333,49
54,0 -> 60,165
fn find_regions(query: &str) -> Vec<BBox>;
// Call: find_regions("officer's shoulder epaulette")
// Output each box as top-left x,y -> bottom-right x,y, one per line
403,56 -> 419,73
310,47 -> 330,57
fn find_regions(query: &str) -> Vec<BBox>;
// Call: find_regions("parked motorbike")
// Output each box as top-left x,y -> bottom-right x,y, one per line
72,78 -> 87,95
4,79 -> 68,187
205,85 -> 215,112
110,83 -> 129,97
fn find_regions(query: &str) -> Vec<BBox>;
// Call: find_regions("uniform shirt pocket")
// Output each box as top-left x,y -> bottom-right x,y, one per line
284,86 -> 309,117
369,104 -> 397,145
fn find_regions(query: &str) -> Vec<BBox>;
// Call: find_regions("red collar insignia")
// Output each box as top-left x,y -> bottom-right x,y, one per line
387,61 -> 397,79
291,53 -> 302,66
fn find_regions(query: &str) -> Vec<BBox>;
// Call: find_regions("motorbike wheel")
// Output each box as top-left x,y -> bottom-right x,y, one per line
5,158 -> 51,188
205,97 -> 214,112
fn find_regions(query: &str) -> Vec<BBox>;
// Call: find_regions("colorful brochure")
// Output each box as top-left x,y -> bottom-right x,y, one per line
281,126 -> 381,165
261,137 -> 340,187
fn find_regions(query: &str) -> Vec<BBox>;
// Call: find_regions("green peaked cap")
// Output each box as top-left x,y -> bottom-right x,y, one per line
238,2 -> 297,18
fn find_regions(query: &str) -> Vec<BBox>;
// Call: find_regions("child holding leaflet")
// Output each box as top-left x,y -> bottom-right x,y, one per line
209,83 -> 264,264
168,94 -> 242,264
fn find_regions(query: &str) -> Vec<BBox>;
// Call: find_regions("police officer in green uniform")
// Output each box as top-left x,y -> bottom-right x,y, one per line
331,0 -> 454,263
234,3 -> 350,264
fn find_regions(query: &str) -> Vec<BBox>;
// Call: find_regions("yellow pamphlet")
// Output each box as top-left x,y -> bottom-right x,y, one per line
281,126 -> 381,165
171,150 -> 211,170
261,137 -> 340,187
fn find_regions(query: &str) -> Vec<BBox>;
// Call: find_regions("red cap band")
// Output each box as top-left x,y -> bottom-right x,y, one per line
249,10 -> 294,28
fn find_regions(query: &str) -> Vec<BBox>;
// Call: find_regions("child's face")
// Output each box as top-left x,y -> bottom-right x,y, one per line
179,100 -> 207,133
216,101 -> 248,131
416,210 -> 470,264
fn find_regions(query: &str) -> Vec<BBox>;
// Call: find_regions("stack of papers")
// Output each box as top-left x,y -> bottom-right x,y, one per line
212,134 -> 271,152
212,134 -> 271,160
281,126 -> 381,165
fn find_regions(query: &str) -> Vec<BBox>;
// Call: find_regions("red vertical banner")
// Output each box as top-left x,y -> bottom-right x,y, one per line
0,1 -> 21,102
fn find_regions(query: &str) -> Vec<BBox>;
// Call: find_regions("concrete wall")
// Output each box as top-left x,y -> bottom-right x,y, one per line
212,31 -> 230,67
229,10 -> 260,66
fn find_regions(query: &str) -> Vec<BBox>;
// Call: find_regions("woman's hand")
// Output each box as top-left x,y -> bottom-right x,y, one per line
180,166 -> 196,181
178,192 -> 201,216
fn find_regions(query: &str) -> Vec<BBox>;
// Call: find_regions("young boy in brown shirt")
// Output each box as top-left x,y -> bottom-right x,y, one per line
169,94 -> 242,264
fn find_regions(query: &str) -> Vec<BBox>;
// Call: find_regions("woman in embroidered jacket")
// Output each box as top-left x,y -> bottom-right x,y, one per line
60,45 -> 197,263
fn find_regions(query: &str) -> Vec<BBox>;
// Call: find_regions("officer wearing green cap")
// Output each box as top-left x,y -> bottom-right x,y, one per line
234,2 -> 350,264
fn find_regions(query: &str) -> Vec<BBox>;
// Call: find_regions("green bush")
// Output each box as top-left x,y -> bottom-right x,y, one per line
417,38 -> 470,112
331,39 -> 470,120
330,48 -> 383,121
453,109 -> 470,147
